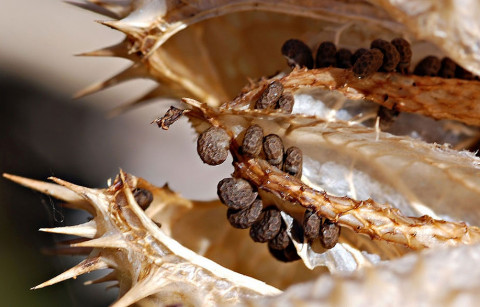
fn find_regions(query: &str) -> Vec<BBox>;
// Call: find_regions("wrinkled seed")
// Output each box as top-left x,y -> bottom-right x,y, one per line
197,127 -> 230,165
217,178 -> 257,210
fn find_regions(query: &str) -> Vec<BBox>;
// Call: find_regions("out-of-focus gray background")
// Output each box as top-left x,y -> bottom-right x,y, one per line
0,1 -> 230,306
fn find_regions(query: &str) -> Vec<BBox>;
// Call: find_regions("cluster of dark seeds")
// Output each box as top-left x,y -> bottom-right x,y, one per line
281,37 -> 412,79
254,80 -> 294,113
414,56 -> 476,79
303,209 -> 341,249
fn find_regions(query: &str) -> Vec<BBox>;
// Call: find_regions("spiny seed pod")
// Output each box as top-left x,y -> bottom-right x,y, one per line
268,241 -> 300,262
263,134 -> 284,168
377,105 -> 400,130
370,39 -> 400,72
353,48 -> 384,78
281,39 -> 314,69
197,126 -> 230,165
217,178 -> 258,210
227,198 -> 263,229
439,57 -> 457,78
242,125 -> 264,157
132,188 -> 153,210
249,207 -> 282,243
391,37 -> 412,73
303,209 -> 321,241
315,41 -> 337,68
276,92 -> 294,114
268,222 -> 290,250
414,56 -> 441,76
352,48 -> 368,64
336,48 -> 353,69
283,146 -> 303,177
455,65 -> 475,80
320,219 -> 341,249
255,81 -> 284,110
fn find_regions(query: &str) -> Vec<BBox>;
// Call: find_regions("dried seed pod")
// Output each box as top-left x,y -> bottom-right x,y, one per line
352,48 -> 368,64
263,134 -> 284,168
414,56 -> 441,76
242,125 -> 264,157
377,105 -> 400,130
249,207 -> 282,243
268,222 -> 290,250
315,41 -> 337,68
197,126 -> 230,165
281,39 -> 314,69
336,48 -> 353,69
283,146 -> 303,177
132,188 -> 153,210
320,219 -> 341,249
391,37 -> 412,73
268,241 -> 300,262
276,92 -> 294,113
217,178 -> 258,210
227,198 -> 263,229
455,65 -> 475,80
353,48 -> 384,78
255,81 -> 284,110
303,209 -> 321,241
370,39 -> 400,72
439,57 -> 457,78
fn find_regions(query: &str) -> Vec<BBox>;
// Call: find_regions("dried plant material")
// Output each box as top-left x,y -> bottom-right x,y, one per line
229,68 -> 480,126
152,106 -> 188,130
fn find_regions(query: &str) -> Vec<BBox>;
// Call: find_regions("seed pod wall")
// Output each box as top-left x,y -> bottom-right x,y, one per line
5,0 -> 480,306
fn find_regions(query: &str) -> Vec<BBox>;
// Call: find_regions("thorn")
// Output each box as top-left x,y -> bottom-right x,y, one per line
39,220 -> 97,238
98,20 -> 141,36
73,63 -> 150,99
3,173 -> 84,203
76,39 -> 136,60
64,1 -> 120,19
70,235 -> 127,249
31,257 -> 108,290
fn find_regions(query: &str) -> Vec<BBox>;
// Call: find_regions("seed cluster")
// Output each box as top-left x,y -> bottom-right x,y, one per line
414,56 -> 477,79
254,81 -> 294,113
281,37 -> 412,79
302,209 -> 341,249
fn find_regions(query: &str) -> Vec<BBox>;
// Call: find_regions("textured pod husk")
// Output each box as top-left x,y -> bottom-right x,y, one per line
10,0 -> 480,306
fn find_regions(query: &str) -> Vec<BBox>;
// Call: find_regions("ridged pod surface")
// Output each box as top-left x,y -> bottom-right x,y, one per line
7,0 -> 480,306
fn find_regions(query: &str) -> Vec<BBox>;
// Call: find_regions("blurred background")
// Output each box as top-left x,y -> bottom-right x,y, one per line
0,1 -> 230,306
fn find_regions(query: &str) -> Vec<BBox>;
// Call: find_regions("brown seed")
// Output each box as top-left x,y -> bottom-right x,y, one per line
197,126 -> 230,165
377,105 -> 399,130
320,219 -> 341,249
268,222 -> 290,250
336,48 -> 353,69
283,146 -> 303,177
268,241 -> 300,262
352,49 -> 384,78
391,38 -> 412,74
281,39 -> 314,69
352,48 -> 368,65
227,198 -> 263,229
242,125 -> 264,157
371,39 -> 400,72
217,178 -> 258,210
414,56 -> 441,76
249,207 -> 282,242
303,209 -> 321,241
132,188 -> 153,210
255,81 -> 284,110
263,134 -> 284,168
276,92 -> 294,113
439,57 -> 456,78
455,65 -> 475,80
316,41 -> 337,68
